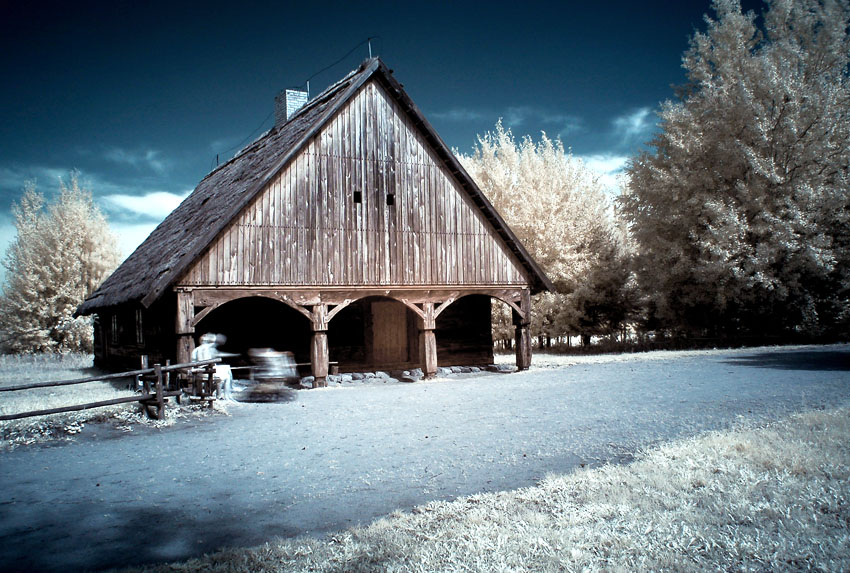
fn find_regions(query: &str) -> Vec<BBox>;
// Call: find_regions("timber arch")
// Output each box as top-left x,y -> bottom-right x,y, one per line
192,296 -> 312,363
175,286 -> 531,386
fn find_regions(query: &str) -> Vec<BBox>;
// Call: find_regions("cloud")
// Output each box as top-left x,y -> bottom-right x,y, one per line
104,190 -> 190,220
0,163 -> 189,278
580,153 -> 629,195
503,106 -> 532,126
0,165 -> 69,196
110,222 -> 159,259
612,107 -> 655,146
431,108 -> 486,122
0,204 -> 159,282
209,136 -> 243,152
103,147 -> 168,174
583,154 -> 628,174
0,162 -> 189,213
434,105 -> 582,139
503,107 -> 583,138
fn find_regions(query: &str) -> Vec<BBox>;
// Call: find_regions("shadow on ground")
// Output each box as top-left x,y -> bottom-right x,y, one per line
0,499 -> 301,572
723,349 -> 850,372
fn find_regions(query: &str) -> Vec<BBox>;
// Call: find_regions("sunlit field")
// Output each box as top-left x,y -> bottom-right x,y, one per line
135,406 -> 850,572
0,353 -> 131,448
495,344 -> 818,369
0,353 -> 215,450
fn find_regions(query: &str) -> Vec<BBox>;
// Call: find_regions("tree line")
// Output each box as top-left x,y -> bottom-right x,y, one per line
1,0 -> 847,354
464,0 -> 850,348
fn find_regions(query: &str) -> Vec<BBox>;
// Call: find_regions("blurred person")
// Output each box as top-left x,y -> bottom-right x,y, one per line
244,348 -> 298,402
192,333 -> 235,400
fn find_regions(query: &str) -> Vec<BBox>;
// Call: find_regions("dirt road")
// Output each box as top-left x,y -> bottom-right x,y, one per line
1,345 -> 848,571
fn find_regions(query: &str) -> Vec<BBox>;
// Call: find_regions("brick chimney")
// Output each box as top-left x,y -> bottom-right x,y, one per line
274,89 -> 308,127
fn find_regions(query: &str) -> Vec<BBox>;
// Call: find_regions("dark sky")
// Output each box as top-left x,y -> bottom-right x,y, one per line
0,0 -> 763,258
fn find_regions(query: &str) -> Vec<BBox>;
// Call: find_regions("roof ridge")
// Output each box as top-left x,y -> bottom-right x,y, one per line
283,58 -> 376,125
77,57 -> 551,315
137,58 -> 379,307
201,59 -> 379,183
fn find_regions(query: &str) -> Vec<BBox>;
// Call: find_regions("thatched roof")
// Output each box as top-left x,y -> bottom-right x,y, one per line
78,58 -> 552,315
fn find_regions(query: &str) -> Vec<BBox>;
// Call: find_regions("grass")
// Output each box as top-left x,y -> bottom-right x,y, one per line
495,343 -> 837,369
0,353 -> 223,450
135,405 -> 850,572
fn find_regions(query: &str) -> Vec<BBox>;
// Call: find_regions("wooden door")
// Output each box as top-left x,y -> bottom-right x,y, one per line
371,301 -> 408,364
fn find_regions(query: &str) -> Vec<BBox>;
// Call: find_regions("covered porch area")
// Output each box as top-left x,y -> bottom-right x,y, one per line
175,286 -> 532,387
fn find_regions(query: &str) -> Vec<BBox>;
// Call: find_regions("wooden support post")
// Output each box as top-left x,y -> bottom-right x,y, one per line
311,304 -> 329,388
154,363 -> 164,420
175,289 -> 195,366
311,332 -> 329,387
514,324 -> 531,371
205,364 -> 215,398
513,289 -> 532,371
135,355 -> 149,391
420,329 -> 437,378
194,363 -> 215,399
418,302 -> 437,378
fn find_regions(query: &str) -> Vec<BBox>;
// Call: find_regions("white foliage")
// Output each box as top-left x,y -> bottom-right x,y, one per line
461,122 -> 612,292
0,174 -> 122,353
621,0 -> 850,336
461,122 -> 636,339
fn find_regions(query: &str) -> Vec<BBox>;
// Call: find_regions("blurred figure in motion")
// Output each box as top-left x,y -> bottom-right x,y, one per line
244,348 -> 298,402
192,333 -> 235,400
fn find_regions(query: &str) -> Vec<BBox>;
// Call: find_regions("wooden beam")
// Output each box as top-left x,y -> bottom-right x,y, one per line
514,323 -> 531,371
190,304 -> 217,327
420,329 -> 437,378
514,289 -> 532,370
176,289 -> 195,334
311,304 -> 329,387
501,297 -> 525,319
191,288 -> 315,322
175,289 -> 195,365
417,301 -> 437,378
325,299 -> 353,323
311,303 -> 329,331
419,302 -> 436,330
190,286 -> 530,306
433,291 -> 460,319
277,294 -> 314,322
0,394 -> 177,422
398,298 -> 425,320
310,332 -> 329,386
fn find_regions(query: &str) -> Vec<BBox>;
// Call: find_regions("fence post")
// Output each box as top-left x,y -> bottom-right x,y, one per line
135,355 -> 149,391
154,363 -> 164,420
207,363 -> 217,400
0,358 -> 219,422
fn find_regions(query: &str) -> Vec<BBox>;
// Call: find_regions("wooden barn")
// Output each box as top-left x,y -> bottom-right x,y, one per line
77,58 -> 553,385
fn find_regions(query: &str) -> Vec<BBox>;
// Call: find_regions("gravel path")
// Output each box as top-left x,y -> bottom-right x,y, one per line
1,345 -> 849,571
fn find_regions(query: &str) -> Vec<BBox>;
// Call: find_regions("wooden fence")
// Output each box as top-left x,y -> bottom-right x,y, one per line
0,358 -> 221,422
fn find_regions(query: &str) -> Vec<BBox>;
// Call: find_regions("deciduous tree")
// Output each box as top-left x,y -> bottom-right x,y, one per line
461,122 -> 635,342
0,174 -> 122,352
621,0 -> 850,338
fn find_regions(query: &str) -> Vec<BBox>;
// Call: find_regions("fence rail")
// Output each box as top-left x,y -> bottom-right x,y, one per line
0,358 -> 221,422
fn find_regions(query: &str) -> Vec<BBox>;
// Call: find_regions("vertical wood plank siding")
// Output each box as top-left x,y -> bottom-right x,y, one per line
180,80 -> 529,287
